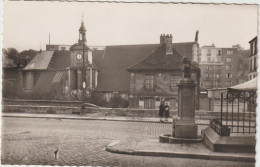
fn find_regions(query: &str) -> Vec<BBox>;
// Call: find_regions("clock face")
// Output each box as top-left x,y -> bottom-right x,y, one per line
76,53 -> 82,60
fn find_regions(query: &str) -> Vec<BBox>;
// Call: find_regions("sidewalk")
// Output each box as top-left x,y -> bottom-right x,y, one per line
106,138 -> 255,162
1,112 -> 210,125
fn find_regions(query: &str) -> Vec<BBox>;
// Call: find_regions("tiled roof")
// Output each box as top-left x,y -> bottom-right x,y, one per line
24,51 -> 54,70
94,42 -> 198,92
48,51 -> 70,70
24,51 -> 70,70
128,44 -> 199,71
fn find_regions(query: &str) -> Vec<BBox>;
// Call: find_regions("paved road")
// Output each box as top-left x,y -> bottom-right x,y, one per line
1,117 -> 254,167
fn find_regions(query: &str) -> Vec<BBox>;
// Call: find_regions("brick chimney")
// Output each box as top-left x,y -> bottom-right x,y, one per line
160,34 -> 173,54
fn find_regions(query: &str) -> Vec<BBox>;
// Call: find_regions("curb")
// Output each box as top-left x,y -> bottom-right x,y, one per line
2,114 -> 173,124
106,147 -> 255,162
2,114 -> 210,125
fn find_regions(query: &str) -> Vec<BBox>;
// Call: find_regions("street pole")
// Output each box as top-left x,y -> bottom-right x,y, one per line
82,40 -> 86,115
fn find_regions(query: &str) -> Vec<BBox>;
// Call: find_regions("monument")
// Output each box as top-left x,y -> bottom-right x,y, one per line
174,57 -> 198,139
159,57 -> 200,143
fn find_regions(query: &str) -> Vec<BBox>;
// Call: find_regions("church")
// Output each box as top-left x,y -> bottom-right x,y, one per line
19,20 -> 201,109
18,21 -> 98,100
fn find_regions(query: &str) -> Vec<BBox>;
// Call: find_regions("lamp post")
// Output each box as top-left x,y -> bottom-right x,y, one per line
82,40 -> 86,115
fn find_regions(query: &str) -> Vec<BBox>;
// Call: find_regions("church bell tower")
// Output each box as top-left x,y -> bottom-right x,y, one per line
78,20 -> 86,44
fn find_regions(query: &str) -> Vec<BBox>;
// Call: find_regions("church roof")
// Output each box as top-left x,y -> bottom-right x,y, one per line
24,51 -> 54,70
93,42 -> 199,92
23,50 -> 70,70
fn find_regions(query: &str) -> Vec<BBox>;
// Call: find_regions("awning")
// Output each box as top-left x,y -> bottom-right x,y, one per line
228,78 -> 257,91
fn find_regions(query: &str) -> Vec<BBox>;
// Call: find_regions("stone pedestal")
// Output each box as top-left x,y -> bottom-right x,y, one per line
174,78 -> 198,139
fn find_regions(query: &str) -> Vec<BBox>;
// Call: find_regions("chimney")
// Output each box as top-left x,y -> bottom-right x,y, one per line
160,34 -> 172,54
160,34 -> 166,45
195,30 -> 199,42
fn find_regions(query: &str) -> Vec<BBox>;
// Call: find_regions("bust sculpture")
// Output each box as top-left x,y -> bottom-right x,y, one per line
183,57 -> 191,78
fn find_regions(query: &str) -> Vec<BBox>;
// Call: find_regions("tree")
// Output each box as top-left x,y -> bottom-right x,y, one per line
233,44 -> 250,78
18,49 -> 38,67
2,48 -> 19,66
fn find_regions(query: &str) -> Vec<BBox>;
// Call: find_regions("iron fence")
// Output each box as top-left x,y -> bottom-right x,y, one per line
220,91 -> 256,134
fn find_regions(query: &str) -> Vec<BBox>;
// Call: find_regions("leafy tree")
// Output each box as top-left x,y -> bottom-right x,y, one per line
18,49 -> 38,67
2,48 -> 19,66
233,44 -> 250,78
2,48 -> 38,68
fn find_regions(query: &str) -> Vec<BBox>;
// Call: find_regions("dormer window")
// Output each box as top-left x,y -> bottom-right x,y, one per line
166,45 -> 173,55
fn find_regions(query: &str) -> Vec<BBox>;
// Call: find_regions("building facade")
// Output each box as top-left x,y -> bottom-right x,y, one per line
199,44 -> 238,89
222,48 -> 239,87
127,35 -> 200,110
248,36 -> 257,80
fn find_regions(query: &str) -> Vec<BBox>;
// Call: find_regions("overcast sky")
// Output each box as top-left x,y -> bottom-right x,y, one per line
2,1 -> 258,51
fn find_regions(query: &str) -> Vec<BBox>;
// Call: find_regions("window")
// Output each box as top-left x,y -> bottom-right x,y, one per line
207,66 -> 210,70
205,73 -> 210,79
61,47 -> 66,51
218,50 -> 221,55
226,73 -> 232,78
144,98 -> 155,109
226,58 -> 232,62
207,56 -> 211,62
226,81 -> 232,86
251,58 -> 255,71
215,65 -> 221,70
217,56 -> 222,62
166,45 -> 173,54
227,50 -> 233,55
252,42 -> 255,55
226,65 -> 232,71
145,75 -> 154,90
215,74 -> 220,78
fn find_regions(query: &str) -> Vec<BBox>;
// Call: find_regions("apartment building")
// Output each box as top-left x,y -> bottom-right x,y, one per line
200,44 -> 238,88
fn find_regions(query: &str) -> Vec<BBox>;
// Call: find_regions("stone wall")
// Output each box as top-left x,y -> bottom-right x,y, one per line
2,103 -> 256,121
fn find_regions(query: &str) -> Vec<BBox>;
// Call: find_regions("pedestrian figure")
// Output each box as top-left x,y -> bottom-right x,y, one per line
159,101 -> 165,122
165,103 -> 170,122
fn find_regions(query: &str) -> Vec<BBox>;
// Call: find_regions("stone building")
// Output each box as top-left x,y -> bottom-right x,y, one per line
19,21 -> 98,100
199,44 -> 239,88
127,35 -> 200,110
248,36 -> 257,80
19,21 -> 201,108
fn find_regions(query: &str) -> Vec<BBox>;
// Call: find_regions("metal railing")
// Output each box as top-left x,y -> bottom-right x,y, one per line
220,92 -> 256,134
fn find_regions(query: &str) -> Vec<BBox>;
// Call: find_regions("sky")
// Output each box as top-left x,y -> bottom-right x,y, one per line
2,1 -> 258,51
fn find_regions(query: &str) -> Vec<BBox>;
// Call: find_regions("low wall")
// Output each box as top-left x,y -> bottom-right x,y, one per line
2,98 -> 83,107
2,105 -> 256,121
2,105 -> 176,117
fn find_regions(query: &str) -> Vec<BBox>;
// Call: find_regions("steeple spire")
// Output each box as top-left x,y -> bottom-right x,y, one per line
78,14 -> 86,44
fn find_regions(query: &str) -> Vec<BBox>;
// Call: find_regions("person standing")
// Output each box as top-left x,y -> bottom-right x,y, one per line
165,103 -> 170,122
159,101 -> 165,122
